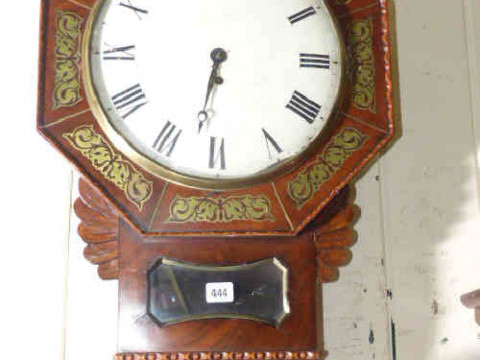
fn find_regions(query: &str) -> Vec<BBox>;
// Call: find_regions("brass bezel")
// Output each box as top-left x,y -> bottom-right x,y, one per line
82,0 -> 346,191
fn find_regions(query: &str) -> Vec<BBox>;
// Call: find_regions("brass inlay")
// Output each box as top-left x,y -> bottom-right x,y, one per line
342,111 -> 387,134
53,11 -> 83,110
338,4 -> 378,19
271,182 -> 294,231
167,195 -> 275,223
67,0 -> 93,10
63,125 -> 153,210
346,16 -> 376,113
41,108 -> 91,129
287,128 -> 366,208
148,183 -> 168,231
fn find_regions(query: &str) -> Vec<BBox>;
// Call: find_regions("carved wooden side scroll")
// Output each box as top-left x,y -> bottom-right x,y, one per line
309,186 -> 358,284
74,178 -> 120,280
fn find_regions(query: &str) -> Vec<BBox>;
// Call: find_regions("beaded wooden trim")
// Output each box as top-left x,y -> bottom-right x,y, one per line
115,351 -> 327,360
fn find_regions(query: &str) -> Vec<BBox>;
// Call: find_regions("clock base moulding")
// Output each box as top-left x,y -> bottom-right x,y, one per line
75,177 -> 358,357
114,351 -> 327,360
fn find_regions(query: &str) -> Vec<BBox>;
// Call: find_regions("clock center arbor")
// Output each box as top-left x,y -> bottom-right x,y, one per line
37,0 -> 395,358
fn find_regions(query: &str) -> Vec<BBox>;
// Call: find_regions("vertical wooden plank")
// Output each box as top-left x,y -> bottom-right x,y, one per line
380,0 -> 480,359
64,174 -> 118,360
324,167 -> 392,360
0,1 -> 73,360
464,0 -> 480,205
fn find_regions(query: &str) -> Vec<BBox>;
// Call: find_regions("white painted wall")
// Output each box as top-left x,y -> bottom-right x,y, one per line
1,1 -> 479,359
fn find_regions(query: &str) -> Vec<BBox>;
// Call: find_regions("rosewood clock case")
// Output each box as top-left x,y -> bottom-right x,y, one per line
37,0 -> 395,359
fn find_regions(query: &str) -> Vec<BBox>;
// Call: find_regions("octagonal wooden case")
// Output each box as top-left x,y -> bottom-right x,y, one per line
38,0 -> 395,236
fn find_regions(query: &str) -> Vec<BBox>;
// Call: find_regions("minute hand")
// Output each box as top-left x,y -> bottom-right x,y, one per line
202,60 -> 221,111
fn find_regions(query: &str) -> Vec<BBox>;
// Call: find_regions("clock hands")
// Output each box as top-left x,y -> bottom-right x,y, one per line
197,48 -> 228,133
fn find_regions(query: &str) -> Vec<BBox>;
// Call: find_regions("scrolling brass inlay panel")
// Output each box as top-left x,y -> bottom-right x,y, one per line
287,128 -> 366,208
53,10 -> 83,110
64,125 -> 153,210
346,16 -> 376,113
168,195 -> 275,223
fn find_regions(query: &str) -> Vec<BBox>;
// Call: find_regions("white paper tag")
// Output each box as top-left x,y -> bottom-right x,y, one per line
205,282 -> 234,303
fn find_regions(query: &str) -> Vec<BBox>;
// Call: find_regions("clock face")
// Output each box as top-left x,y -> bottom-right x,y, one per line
87,0 -> 344,188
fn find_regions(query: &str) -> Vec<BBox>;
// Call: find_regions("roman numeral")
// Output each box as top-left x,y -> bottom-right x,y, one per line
112,84 -> 147,119
152,121 -> 182,157
209,137 -> 226,170
288,7 -> 316,25
119,2 -> 148,17
262,128 -> 283,158
286,91 -> 321,124
300,54 -> 330,69
103,45 -> 135,61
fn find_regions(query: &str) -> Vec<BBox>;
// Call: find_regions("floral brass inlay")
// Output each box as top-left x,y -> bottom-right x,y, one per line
63,125 -> 153,210
346,17 -> 376,113
53,11 -> 83,110
287,128 -> 366,208
168,195 -> 275,223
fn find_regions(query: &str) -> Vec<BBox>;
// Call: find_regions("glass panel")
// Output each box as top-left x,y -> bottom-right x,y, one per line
147,258 -> 290,327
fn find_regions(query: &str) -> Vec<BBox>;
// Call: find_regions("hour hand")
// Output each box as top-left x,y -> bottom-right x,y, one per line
197,48 -> 228,133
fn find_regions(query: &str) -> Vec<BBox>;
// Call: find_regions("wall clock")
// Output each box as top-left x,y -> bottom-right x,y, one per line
37,0 -> 395,358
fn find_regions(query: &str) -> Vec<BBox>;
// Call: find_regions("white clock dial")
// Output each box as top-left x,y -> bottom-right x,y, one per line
88,0 -> 343,184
